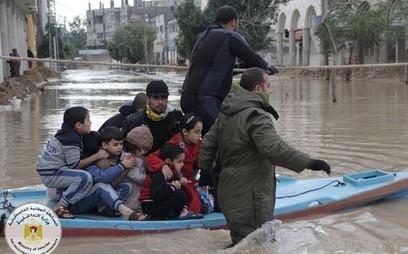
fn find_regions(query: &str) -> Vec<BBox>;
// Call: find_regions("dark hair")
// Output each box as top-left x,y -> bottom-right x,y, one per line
63,106 -> 89,127
181,113 -> 202,131
240,67 -> 267,91
100,126 -> 124,143
159,143 -> 184,161
81,131 -> 101,158
132,92 -> 147,112
214,5 -> 238,25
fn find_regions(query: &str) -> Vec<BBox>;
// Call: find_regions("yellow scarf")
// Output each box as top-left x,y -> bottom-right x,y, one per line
146,105 -> 168,121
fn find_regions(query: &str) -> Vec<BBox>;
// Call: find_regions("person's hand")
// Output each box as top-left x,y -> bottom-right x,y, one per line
171,180 -> 181,189
121,156 -> 137,169
179,177 -> 189,186
162,164 -> 173,180
267,64 -> 279,75
96,149 -> 109,160
309,159 -> 331,175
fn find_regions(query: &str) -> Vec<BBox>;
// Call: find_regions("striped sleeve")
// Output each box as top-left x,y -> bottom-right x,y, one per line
63,145 -> 81,168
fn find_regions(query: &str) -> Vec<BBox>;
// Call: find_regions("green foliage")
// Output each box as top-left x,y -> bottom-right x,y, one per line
319,0 -> 407,61
107,22 -> 156,63
204,0 -> 286,50
37,16 -> 87,60
65,16 -> 87,58
175,0 -> 207,58
375,0 -> 408,42
175,0 -> 287,58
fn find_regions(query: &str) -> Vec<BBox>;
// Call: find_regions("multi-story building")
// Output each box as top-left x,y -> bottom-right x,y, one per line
85,0 -> 209,65
271,0 -> 405,66
167,19 -> 178,65
0,0 -> 39,82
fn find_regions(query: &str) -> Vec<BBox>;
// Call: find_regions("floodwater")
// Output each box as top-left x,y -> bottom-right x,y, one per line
1,69 -> 408,253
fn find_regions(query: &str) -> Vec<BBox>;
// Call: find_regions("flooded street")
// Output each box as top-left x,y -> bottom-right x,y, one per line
1,69 -> 408,253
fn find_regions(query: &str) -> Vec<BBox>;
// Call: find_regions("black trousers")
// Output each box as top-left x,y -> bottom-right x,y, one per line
141,189 -> 188,220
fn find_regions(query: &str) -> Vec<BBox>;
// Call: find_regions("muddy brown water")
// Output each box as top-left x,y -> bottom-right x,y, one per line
1,70 -> 408,253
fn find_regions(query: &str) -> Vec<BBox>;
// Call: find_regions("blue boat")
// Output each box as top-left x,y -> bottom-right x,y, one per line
1,169 -> 408,236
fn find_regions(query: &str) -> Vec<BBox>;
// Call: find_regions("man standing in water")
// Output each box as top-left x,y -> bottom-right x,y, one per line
180,5 -> 278,135
199,67 -> 331,247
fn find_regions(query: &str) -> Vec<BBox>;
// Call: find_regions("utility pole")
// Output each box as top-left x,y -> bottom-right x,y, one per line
144,13 -> 148,64
47,0 -> 52,60
47,0 -> 57,69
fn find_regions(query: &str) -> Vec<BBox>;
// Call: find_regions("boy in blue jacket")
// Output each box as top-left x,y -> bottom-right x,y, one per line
37,106 -> 108,218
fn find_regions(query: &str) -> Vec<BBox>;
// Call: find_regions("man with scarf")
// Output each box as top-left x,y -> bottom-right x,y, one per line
122,80 -> 182,155
199,68 -> 331,247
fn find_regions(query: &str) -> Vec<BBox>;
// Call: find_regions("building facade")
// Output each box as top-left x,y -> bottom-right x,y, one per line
272,0 -> 406,66
0,0 -> 38,82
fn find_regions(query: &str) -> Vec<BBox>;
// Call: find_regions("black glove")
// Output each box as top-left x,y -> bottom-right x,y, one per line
309,159 -> 331,175
267,64 -> 279,75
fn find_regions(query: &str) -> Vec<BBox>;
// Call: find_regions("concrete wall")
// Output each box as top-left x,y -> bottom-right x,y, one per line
0,0 -> 37,82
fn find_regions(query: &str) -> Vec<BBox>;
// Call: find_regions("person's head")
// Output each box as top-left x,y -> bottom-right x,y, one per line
215,5 -> 238,31
12,48 -> 17,54
146,80 -> 169,114
126,126 -> 153,156
240,67 -> 271,94
63,106 -> 91,134
100,126 -> 124,156
159,143 -> 185,173
180,113 -> 202,145
132,92 -> 147,112
81,131 -> 101,159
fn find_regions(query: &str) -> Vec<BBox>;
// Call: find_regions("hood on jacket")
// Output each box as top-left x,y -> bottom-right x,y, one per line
221,84 -> 279,120
119,101 -> 134,117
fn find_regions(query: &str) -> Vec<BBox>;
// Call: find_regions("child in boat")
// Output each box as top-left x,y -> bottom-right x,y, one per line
112,126 -> 153,212
141,143 -> 201,220
36,106 -> 107,219
85,127 -> 136,185
81,127 -> 148,220
146,113 -> 203,213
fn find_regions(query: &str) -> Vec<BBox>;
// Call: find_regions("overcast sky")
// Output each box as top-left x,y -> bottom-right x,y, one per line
55,0 -> 126,24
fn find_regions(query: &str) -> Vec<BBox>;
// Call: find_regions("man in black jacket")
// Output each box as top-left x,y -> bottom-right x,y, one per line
98,92 -> 147,133
180,5 -> 278,134
122,80 -> 182,154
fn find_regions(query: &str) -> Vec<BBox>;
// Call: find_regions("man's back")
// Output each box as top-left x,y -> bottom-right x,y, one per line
182,28 -> 268,103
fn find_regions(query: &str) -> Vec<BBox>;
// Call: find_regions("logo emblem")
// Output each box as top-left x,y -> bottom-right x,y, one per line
5,203 -> 61,254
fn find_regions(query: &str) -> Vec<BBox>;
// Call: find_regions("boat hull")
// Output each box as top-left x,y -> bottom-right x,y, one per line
2,170 -> 408,236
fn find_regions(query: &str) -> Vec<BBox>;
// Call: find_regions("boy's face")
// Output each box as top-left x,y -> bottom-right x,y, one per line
102,139 -> 124,156
75,113 -> 91,135
171,153 -> 185,172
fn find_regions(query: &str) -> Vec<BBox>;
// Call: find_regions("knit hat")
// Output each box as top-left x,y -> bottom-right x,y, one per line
126,126 -> 153,152
146,80 -> 169,96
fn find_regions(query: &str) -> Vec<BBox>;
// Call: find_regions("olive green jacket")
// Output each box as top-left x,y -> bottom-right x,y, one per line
199,84 -> 313,236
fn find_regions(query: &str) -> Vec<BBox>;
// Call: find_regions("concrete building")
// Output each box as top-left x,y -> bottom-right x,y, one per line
153,14 -> 167,64
86,0 -> 176,49
167,19 -> 178,65
86,1 -> 121,49
272,0 -> 404,66
0,0 -> 38,82
273,0 -> 323,66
